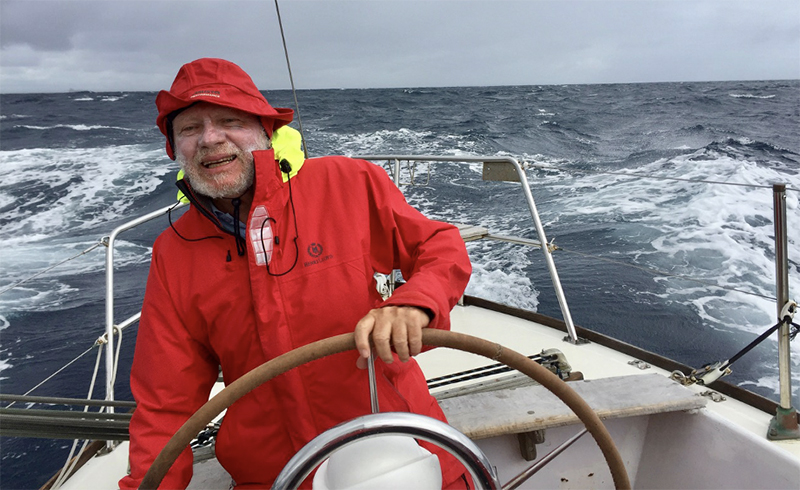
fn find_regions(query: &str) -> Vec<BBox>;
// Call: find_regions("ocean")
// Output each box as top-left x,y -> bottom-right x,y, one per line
1,80 -> 799,488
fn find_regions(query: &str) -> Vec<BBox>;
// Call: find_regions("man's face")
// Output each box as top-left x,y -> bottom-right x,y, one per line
172,102 -> 269,199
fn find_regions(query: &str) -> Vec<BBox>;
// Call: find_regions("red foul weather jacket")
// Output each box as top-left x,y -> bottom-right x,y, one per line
120,150 -> 472,489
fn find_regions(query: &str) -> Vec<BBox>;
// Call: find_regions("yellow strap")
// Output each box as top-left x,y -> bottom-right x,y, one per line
176,126 -> 306,203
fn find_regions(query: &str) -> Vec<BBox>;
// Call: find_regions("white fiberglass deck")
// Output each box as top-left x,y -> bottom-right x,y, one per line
417,303 -> 800,489
60,302 -> 800,489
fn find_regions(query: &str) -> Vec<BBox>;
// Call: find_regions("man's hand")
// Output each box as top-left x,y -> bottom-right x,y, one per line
354,306 -> 431,369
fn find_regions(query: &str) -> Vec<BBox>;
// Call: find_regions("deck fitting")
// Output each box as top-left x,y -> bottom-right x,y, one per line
767,406 -> 800,441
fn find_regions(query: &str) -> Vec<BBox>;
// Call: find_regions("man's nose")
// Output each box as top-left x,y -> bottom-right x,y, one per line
199,123 -> 225,147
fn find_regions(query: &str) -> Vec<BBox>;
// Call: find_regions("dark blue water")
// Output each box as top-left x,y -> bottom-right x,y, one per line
1,80 -> 799,489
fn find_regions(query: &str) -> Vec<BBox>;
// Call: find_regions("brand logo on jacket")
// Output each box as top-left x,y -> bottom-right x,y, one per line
304,242 -> 333,268
308,243 -> 323,257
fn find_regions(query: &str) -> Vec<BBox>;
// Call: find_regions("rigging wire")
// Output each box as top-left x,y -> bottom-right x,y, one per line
553,244 -> 778,302
0,240 -> 104,297
526,162 -> 799,193
5,344 -> 99,408
274,0 -> 308,159
519,160 -> 795,302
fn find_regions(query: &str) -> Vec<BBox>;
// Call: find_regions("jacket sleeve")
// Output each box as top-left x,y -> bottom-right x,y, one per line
361,160 -> 472,331
119,241 -> 219,490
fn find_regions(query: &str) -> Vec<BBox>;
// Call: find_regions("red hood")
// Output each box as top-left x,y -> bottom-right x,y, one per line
156,58 -> 294,159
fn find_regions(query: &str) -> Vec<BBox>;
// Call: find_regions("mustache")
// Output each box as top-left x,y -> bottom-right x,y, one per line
194,143 -> 247,164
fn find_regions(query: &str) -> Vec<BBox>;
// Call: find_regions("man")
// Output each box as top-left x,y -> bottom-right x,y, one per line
120,58 -> 472,489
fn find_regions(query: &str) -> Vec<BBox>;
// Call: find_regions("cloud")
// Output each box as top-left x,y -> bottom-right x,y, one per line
1,0 -> 798,93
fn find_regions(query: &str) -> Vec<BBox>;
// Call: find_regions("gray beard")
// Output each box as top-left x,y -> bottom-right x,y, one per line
177,134 -> 268,199
180,153 -> 255,199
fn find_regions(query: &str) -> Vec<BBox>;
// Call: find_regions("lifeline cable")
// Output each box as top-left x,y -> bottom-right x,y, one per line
5,344 -> 98,408
526,162 -> 799,193
0,241 -> 103,297
554,244 -> 778,301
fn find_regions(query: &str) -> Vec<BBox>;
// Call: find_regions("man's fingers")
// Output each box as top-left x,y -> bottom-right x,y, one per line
354,311 -> 396,364
371,320 -> 395,364
407,320 -> 423,357
353,315 -> 374,360
353,306 -> 431,367
391,323 -> 410,362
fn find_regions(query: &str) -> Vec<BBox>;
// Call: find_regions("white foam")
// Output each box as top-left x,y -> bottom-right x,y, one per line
0,145 -> 171,311
534,148 -> 800,340
0,316 -> 12,378
0,145 -> 172,236
331,128 -> 479,157
0,358 -> 12,377
522,148 -> 800,395
14,124 -> 134,131
728,93 -> 776,99
739,375 -> 799,401
466,260 -> 539,311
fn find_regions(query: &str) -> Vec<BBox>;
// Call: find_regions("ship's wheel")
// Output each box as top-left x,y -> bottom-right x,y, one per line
139,330 -> 630,489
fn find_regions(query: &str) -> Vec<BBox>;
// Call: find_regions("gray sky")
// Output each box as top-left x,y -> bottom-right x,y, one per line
1,0 -> 798,93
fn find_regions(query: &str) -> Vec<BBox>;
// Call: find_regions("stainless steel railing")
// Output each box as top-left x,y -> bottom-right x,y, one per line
355,154 -> 580,343
102,202 -> 187,417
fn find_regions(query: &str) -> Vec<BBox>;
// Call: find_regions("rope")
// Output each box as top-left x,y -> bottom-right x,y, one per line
139,331 -> 630,490
0,240 -> 104,297
554,245 -> 777,301
111,327 -> 123,388
46,345 -> 105,489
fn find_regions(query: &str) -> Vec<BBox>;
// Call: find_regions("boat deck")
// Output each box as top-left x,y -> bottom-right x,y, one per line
420,303 -> 800,459
57,302 -> 800,489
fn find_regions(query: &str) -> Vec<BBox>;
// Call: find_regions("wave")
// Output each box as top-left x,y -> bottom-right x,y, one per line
0,145 -> 173,238
330,128 -> 480,156
540,149 -> 799,336
13,124 -> 136,131
0,144 -> 174,313
0,359 -> 11,380
729,93 -> 776,99
702,138 -> 800,168
3,80 -> 799,490
1,315 -> 14,379
525,147 -> 800,397
71,94 -> 128,102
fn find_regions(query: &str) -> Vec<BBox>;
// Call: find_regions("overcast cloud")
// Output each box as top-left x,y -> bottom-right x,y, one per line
1,0 -> 798,93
